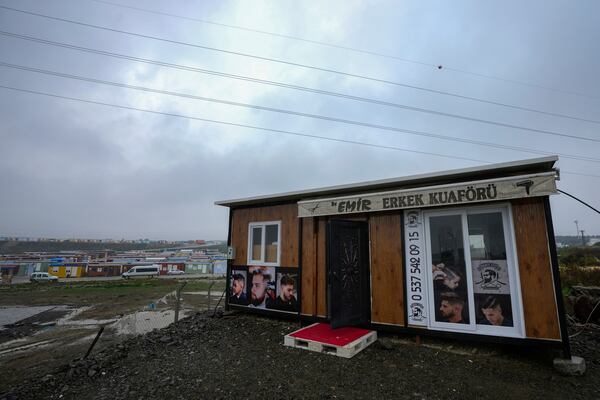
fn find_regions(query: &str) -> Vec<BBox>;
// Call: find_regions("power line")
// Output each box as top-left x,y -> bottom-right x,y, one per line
560,171 -> 600,179
88,0 -> 599,101
4,60 -> 600,163
558,189 -> 600,214
0,84 -> 485,163
3,30 -> 600,131
1,83 -> 599,179
1,5 -> 598,126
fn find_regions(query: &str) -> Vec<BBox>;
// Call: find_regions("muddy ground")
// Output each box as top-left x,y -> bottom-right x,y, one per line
2,310 -> 599,400
0,279 -> 225,393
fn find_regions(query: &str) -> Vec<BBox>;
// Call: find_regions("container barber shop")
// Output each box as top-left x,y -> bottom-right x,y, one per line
216,156 -> 571,355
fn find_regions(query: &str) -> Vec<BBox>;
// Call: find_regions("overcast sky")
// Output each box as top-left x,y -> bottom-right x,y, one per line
0,0 -> 599,240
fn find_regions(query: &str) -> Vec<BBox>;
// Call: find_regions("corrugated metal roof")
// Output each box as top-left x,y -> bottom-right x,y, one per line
215,155 -> 558,208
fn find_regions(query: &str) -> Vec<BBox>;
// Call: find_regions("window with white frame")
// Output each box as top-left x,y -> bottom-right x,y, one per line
420,204 -> 524,338
248,221 -> 281,266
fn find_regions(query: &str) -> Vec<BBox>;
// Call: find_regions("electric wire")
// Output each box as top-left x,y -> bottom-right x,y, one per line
0,84 -> 486,163
1,4 -> 598,126
568,299 -> 600,338
557,189 -> 600,215
559,171 -> 600,179
88,0 -> 599,101
2,84 -> 600,179
3,30 -> 600,131
3,60 -> 600,163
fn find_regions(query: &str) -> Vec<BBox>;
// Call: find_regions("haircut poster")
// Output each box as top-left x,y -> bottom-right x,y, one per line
228,265 -> 299,314
247,266 -> 276,309
229,268 -> 249,306
471,260 -> 510,295
471,260 -> 514,327
268,269 -> 299,313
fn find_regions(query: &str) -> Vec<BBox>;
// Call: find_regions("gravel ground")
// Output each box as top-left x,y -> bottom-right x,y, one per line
2,311 -> 598,400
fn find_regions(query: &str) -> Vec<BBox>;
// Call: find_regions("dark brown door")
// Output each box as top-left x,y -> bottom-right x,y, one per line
327,220 -> 371,329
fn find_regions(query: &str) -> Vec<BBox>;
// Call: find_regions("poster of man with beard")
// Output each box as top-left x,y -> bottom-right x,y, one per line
268,272 -> 299,313
248,266 -> 276,309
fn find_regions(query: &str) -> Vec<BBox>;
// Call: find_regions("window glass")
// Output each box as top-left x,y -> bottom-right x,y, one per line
251,226 -> 262,261
429,215 -> 470,325
265,224 -> 279,263
468,213 -> 506,260
468,212 -> 514,327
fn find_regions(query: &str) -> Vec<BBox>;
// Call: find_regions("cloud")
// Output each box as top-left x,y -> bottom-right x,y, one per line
0,0 -> 599,239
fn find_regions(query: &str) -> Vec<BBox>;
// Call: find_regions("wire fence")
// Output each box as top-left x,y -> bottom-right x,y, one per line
109,279 -> 226,336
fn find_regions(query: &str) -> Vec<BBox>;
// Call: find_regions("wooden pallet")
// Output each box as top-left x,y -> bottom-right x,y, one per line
284,323 -> 377,359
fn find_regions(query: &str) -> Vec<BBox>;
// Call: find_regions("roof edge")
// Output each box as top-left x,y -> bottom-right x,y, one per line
215,155 -> 558,208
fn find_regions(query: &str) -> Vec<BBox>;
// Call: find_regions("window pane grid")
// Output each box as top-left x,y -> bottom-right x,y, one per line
248,222 -> 280,265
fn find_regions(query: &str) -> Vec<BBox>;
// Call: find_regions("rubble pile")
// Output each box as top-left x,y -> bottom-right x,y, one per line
568,286 -> 600,324
2,310 -> 599,400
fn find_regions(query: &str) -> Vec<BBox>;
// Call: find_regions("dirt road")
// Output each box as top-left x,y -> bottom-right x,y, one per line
3,311 -> 598,400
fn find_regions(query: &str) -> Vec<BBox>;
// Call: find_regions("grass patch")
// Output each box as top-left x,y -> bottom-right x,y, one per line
184,280 -> 226,292
0,277 -> 224,307
560,265 -> 600,294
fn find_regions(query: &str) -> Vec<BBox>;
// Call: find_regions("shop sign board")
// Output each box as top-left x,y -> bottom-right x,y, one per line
298,172 -> 557,218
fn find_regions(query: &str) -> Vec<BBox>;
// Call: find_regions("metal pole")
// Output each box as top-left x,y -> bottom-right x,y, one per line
84,325 -> 105,359
174,281 -> 187,323
207,281 -> 216,311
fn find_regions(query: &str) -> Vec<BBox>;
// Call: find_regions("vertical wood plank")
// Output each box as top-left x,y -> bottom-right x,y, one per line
301,217 -> 316,315
512,198 -> 561,340
369,213 -> 405,325
230,208 -> 248,265
316,218 -> 327,317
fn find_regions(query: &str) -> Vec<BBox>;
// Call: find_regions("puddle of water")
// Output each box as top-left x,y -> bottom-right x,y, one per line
68,333 -> 98,346
55,306 -> 189,335
57,318 -> 118,328
2,304 -> 190,344
0,305 -> 191,360
0,336 -> 29,350
0,306 -> 57,326
0,339 -> 56,357
56,306 -> 92,322
111,310 -> 190,335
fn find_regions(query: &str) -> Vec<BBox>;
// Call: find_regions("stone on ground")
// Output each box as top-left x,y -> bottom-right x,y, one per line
553,356 -> 586,376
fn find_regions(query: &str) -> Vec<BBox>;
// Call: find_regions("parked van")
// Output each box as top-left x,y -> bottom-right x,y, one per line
122,265 -> 160,279
30,272 -> 59,283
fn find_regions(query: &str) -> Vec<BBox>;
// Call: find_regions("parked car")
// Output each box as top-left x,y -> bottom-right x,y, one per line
30,272 -> 59,283
122,265 -> 160,279
167,269 -> 185,275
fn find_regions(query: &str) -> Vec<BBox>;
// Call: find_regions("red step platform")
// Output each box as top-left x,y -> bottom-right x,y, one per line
284,323 -> 377,358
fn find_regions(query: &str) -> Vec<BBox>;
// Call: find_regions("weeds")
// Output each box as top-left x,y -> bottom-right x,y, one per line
560,264 -> 600,294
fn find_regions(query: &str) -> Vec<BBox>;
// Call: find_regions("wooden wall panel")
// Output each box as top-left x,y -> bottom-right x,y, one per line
301,217 -> 317,315
230,203 -> 299,267
511,198 -> 561,340
316,218 -> 328,317
369,213 -> 405,325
